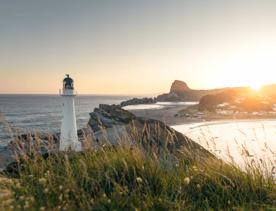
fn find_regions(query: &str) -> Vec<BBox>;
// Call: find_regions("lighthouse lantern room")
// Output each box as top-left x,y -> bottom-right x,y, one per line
60,74 -> 81,151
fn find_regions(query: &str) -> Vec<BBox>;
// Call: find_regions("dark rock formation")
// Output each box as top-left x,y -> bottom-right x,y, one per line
87,104 -> 213,160
170,80 -> 191,93
0,146 -> 13,172
88,104 -> 136,132
157,80 -> 252,102
156,92 -> 183,102
199,90 -> 237,110
157,80 -> 221,102
120,98 -> 157,107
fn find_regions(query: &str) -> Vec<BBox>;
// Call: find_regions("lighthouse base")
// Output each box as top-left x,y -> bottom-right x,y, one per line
60,95 -> 81,151
59,138 -> 82,152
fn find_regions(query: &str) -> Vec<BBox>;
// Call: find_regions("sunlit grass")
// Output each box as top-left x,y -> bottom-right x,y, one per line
0,133 -> 275,210
0,111 -> 275,210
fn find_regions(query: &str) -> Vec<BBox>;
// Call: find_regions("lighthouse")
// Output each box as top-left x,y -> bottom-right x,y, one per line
60,74 -> 81,151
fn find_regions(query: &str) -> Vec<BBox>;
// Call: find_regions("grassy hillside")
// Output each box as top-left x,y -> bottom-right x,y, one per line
0,144 -> 275,211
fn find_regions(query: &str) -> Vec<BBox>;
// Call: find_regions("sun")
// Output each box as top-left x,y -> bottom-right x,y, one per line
250,83 -> 262,92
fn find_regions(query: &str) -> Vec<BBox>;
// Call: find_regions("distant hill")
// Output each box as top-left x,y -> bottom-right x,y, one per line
196,84 -> 276,112
156,80 -> 253,102
199,90 -> 238,110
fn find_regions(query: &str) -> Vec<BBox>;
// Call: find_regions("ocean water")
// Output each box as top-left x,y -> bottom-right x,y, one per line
2,95 -> 275,175
172,120 -> 276,174
0,94 -> 130,146
123,102 -> 198,110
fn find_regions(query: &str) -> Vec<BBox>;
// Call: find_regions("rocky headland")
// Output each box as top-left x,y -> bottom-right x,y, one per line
119,80 -> 276,126
87,104 -> 212,159
120,97 -> 157,107
156,80 -> 224,102
3,80 -> 276,173
0,104 -> 214,172
156,80 -> 265,102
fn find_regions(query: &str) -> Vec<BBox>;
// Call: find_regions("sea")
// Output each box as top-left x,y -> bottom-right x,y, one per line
1,95 -> 275,175
0,94 -> 131,146
172,120 -> 276,174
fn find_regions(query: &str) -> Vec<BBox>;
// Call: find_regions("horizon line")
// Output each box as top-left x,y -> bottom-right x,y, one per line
0,93 -> 158,97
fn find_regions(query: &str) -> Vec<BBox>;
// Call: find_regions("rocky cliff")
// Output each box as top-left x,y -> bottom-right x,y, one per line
0,104 -> 214,173
120,98 -> 157,107
157,80 -> 252,102
87,104 -> 213,160
170,80 -> 191,93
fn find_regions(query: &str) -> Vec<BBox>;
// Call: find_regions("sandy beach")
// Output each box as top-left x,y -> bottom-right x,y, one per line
127,103 -> 201,126
127,103 -> 276,127
127,103 -> 276,174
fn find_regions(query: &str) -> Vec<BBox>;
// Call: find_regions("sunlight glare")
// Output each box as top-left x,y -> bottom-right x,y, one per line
250,83 -> 262,92
208,50 -> 276,90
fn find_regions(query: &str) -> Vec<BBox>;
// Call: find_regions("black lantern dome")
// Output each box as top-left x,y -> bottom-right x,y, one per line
63,74 -> 74,89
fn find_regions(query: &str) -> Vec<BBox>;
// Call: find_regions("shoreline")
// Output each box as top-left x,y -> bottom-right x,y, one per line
127,104 -> 202,126
127,103 -> 276,127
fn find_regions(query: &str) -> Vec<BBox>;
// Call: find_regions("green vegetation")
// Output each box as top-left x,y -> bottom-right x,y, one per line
0,145 -> 275,211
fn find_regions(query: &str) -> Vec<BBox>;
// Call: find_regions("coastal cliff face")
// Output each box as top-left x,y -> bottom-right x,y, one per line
87,104 -> 213,160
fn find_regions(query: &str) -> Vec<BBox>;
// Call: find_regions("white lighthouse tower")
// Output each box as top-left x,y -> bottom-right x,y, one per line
60,74 -> 81,151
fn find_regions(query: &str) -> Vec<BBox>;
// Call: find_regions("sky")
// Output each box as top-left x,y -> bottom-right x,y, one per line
1,0 -> 276,95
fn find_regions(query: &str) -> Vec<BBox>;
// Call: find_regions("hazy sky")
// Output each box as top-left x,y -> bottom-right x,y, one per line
1,0 -> 276,94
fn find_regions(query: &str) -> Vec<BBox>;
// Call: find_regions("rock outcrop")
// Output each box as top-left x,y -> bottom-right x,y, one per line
120,98 -> 157,107
0,104 -> 214,172
157,80 -> 251,102
199,90 -> 237,110
88,104 -> 136,132
87,104 -> 213,160
170,80 -> 191,93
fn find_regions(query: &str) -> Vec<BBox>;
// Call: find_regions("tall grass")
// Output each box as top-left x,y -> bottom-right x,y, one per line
0,115 -> 275,210
0,144 -> 275,210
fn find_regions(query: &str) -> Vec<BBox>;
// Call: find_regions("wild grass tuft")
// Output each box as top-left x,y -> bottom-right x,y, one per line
0,113 -> 275,210
0,143 -> 275,210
